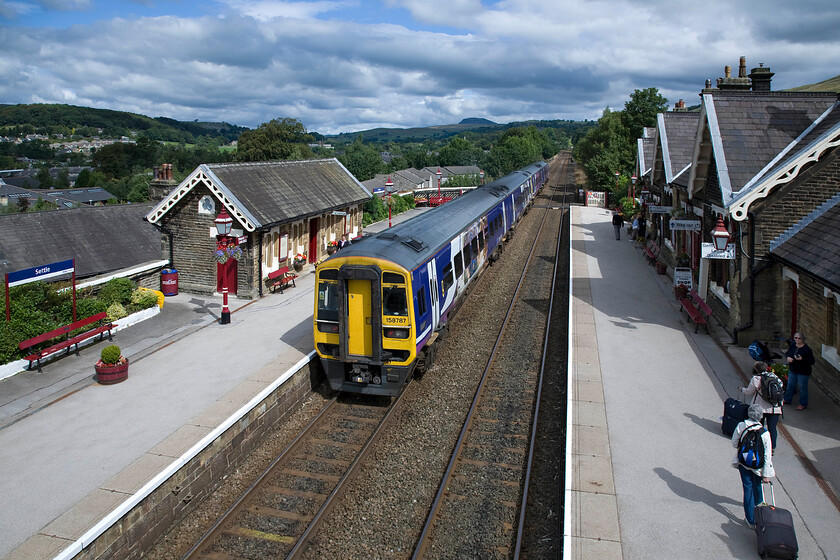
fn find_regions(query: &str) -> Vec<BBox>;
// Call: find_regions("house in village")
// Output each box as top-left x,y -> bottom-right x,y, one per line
638,57 -> 840,401
145,158 -> 370,299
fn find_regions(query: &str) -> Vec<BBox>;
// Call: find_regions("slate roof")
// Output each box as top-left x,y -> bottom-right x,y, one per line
770,192 -> 840,290
704,91 -> 837,195
0,203 -> 162,279
0,183 -> 114,208
205,159 -> 369,228
655,111 -> 700,188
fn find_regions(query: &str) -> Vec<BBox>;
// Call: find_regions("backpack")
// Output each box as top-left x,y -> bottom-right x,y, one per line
748,340 -> 768,361
760,372 -> 784,407
738,425 -> 767,470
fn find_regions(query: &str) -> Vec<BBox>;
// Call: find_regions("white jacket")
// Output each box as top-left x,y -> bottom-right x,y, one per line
731,419 -> 775,478
741,375 -> 783,415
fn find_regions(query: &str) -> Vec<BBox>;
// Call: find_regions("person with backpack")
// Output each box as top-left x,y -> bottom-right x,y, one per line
732,404 -> 775,530
783,332 -> 816,410
740,361 -> 784,450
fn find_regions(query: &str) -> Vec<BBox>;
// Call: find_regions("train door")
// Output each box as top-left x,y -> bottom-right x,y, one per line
426,260 -> 440,332
347,278 -> 373,357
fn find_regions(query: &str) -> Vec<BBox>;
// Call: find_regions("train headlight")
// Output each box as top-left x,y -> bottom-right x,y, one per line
383,327 -> 409,339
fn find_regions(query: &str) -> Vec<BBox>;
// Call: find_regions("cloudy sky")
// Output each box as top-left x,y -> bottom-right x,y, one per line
1,0 -> 838,135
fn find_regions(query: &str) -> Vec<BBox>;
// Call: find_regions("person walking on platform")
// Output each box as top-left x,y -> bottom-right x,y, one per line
783,332 -> 815,410
732,404 -> 775,529
612,211 -> 624,240
741,361 -> 783,450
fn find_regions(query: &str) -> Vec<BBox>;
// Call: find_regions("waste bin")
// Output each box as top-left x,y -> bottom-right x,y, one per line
160,268 -> 179,296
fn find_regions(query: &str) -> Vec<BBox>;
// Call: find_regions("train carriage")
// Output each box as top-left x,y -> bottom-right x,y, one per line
314,161 -> 548,395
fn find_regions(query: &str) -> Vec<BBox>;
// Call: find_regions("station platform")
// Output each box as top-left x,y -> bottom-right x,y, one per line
567,205 -> 840,559
1,205 -> 838,559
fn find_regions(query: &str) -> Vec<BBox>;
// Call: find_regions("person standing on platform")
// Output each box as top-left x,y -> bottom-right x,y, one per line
338,234 -> 350,249
732,404 -> 775,529
741,361 -> 783,451
630,214 -> 640,241
612,211 -> 624,240
783,332 -> 815,410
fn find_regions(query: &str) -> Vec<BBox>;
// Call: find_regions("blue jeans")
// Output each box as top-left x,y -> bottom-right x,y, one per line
739,465 -> 764,524
763,413 -> 780,450
784,372 -> 810,407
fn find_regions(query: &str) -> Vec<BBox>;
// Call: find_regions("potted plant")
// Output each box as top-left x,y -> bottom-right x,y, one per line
292,252 -> 307,272
674,283 -> 688,300
655,261 -> 667,275
327,240 -> 339,255
771,363 -> 789,387
95,344 -> 129,384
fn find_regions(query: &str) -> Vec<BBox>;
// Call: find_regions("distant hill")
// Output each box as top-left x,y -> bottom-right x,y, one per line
785,74 -> 840,93
0,104 -> 248,143
325,118 -> 593,144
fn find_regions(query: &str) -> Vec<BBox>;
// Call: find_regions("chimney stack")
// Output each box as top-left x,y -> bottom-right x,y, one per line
739,56 -> 747,78
749,63 -> 774,91
717,57 -> 752,90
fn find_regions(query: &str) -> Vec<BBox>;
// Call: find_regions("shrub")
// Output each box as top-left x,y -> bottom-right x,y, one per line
129,289 -> 159,309
100,344 -> 122,365
76,298 -> 108,318
106,302 -> 127,320
98,278 -> 135,305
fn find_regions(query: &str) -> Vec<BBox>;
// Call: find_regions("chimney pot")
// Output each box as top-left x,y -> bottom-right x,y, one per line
725,65 -> 732,78
739,56 -> 747,77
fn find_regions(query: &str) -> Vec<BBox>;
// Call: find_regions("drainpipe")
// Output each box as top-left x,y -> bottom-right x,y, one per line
258,231 -> 263,298
732,212 -> 755,344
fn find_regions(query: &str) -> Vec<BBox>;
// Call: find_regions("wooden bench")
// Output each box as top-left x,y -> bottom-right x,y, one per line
679,290 -> 712,333
642,240 -> 660,264
18,312 -> 116,372
267,266 -> 298,294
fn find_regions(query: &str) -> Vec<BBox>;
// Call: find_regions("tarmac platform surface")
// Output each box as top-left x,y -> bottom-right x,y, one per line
1,205 -> 839,559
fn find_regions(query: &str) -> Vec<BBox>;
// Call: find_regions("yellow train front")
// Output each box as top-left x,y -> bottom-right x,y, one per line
313,161 -> 548,396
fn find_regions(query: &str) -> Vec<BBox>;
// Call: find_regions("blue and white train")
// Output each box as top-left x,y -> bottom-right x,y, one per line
313,161 -> 549,396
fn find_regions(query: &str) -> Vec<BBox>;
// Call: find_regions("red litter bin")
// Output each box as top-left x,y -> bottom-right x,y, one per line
160,268 -> 179,296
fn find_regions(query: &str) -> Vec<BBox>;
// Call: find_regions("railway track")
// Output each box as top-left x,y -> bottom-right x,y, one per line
412,154 -> 571,559
181,392 -> 401,560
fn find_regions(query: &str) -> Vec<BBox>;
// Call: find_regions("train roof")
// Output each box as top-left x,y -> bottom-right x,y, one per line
323,161 -> 547,272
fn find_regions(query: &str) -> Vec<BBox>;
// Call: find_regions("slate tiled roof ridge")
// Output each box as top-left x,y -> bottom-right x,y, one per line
707,90 -> 839,100
769,191 -> 840,252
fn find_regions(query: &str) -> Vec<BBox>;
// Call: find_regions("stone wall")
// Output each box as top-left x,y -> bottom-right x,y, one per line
71,360 -> 324,560
794,272 -> 840,405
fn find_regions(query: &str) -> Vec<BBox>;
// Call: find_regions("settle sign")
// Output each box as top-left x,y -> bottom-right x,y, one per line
6,259 -> 74,287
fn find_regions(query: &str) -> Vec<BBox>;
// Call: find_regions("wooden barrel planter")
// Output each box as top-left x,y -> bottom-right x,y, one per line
95,359 -> 129,384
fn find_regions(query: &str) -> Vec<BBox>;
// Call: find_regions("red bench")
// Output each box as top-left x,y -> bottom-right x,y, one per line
643,240 -> 660,264
18,312 -> 116,372
679,289 -> 712,334
267,266 -> 298,294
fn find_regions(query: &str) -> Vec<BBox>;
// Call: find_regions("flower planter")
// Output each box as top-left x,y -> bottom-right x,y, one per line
655,262 -> 667,275
327,246 -> 337,255
674,285 -> 688,299
95,359 -> 129,385
293,261 -> 304,272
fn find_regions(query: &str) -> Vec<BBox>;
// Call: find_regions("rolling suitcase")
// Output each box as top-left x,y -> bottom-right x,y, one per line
722,397 -> 749,436
755,481 -> 798,559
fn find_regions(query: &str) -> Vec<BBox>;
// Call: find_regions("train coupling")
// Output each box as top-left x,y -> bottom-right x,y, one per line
349,364 -> 381,385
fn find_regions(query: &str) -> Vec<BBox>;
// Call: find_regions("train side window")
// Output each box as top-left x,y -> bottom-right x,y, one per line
471,237 -> 479,256
441,263 -> 453,292
463,244 -> 472,264
489,221 -> 495,238
478,231 -> 485,251
383,286 -> 408,316
416,286 -> 427,316
454,251 -> 464,277
317,281 -> 339,322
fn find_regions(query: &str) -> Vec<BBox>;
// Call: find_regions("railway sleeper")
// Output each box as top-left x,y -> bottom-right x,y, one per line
280,468 -> 341,483
246,504 -> 310,522
459,457 -> 522,471
221,526 -> 295,544
293,453 -> 352,466
463,442 -> 526,454
308,437 -> 362,450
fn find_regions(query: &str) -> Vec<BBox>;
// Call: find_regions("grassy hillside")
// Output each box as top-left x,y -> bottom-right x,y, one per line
785,74 -> 840,93
0,104 -> 248,143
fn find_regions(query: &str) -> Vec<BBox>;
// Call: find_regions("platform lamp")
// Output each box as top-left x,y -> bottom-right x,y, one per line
436,168 -> 442,204
631,175 -> 637,205
479,170 -> 485,185
711,217 -> 731,251
385,176 -> 394,228
214,209 -> 233,325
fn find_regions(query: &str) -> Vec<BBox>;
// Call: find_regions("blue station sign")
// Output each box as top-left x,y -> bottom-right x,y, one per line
7,259 -> 75,287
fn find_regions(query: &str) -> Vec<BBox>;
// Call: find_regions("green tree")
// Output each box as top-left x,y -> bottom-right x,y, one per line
36,167 -> 53,189
573,108 -> 633,190
485,129 -> 542,177
56,169 -> 70,188
236,117 -> 314,162
438,137 -> 483,166
622,87 -> 668,141
338,137 -> 385,181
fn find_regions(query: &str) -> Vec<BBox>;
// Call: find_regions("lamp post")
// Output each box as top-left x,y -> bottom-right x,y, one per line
711,217 -> 731,251
436,168 -> 442,205
214,209 -> 233,325
479,170 -> 485,185
385,176 -> 394,228
631,175 -> 637,205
